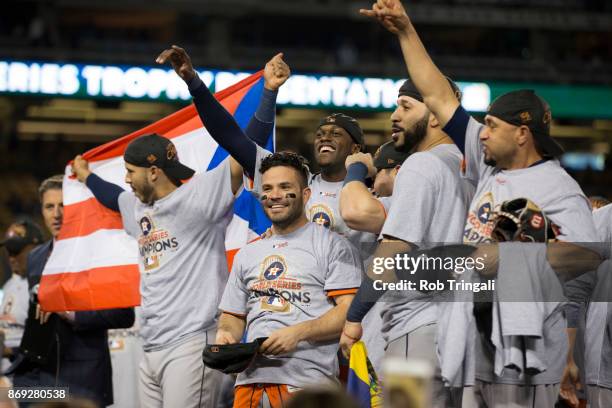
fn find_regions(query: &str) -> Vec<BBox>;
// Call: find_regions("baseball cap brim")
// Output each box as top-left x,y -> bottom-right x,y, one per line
533,131 -> 564,157
162,162 -> 195,180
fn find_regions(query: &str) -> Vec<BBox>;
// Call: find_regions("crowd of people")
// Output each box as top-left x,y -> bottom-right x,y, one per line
0,1 -> 611,407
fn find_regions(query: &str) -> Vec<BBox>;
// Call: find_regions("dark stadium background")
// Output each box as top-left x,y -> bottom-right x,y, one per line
1,0 -> 611,282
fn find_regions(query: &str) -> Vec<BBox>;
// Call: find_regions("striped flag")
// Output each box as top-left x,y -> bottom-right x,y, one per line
347,341 -> 383,408
38,72 -> 273,312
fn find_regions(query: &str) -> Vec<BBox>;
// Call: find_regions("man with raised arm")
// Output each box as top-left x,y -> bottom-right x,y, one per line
354,1 -> 600,406
71,50 -> 290,408
337,71 -> 472,406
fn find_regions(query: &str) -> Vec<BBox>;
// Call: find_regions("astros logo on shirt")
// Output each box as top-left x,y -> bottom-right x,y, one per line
308,203 -> 334,229
140,216 -> 154,236
477,192 -> 494,224
260,255 -> 288,281
465,192 -> 496,243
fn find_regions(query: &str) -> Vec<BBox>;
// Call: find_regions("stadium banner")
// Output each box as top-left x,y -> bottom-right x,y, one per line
3,59 -> 612,118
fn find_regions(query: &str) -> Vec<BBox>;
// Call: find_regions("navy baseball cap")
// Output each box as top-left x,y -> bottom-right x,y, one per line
0,217 -> 44,256
318,113 -> 364,148
373,141 -> 410,170
487,90 -> 563,158
124,134 -> 195,180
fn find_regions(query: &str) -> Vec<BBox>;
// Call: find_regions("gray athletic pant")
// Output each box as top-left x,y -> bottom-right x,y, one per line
467,381 -> 560,408
139,329 -> 222,408
587,385 -> 612,408
385,323 -> 462,408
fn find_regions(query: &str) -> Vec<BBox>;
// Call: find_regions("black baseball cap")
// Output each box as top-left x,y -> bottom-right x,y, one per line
202,337 -> 267,374
373,141 -> 410,170
487,89 -> 563,158
124,134 -> 195,180
398,77 -> 462,102
0,217 -> 44,256
318,113 -> 364,148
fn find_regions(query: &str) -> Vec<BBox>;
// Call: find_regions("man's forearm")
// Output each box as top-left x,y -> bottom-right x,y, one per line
297,296 -> 353,342
566,327 -> 577,363
218,312 -> 246,342
397,26 -> 459,125
340,182 -> 385,234
187,75 -> 257,177
85,173 -> 124,212
245,87 -> 277,147
547,242 -> 602,282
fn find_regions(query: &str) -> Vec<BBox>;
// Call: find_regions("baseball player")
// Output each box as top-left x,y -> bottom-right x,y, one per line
70,50 -> 290,408
361,0 -> 601,406
216,151 -> 362,407
338,71 -> 472,407
339,141 -> 410,234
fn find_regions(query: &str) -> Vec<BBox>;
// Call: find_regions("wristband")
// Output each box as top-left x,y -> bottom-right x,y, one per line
343,162 -> 368,186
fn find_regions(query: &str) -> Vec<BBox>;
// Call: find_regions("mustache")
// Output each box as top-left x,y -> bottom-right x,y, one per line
260,193 -> 297,201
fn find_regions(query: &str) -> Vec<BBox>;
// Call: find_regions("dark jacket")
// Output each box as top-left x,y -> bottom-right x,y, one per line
12,241 -> 135,406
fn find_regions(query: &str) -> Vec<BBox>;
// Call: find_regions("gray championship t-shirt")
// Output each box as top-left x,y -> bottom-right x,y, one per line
219,222 -> 362,387
455,107 -> 597,385
379,143 -> 473,344
118,160 -> 235,351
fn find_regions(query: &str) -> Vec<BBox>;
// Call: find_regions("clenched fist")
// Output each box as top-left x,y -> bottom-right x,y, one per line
264,53 -> 291,91
345,152 -> 377,178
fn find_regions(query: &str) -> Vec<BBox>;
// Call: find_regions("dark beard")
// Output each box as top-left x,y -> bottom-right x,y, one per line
395,115 -> 428,154
484,157 -> 497,167
139,183 -> 155,205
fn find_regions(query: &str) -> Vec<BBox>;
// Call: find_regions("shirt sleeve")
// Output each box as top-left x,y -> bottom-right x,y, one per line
244,87 -> 277,147
190,160 -> 236,220
117,191 -> 140,238
545,193 -> 598,243
381,155 -> 438,245
187,74 -> 258,177
323,234 -> 363,293
219,251 -> 250,316
85,173 -> 124,212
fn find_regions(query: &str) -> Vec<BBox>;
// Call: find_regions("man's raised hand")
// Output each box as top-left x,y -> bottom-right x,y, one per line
345,152 -> 377,178
156,45 -> 196,83
264,53 -> 291,91
72,155 -> 92,183
360,0 -> 412,36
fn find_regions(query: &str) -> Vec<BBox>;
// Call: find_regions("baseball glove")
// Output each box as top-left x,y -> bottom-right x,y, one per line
489,198 -> 560,243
